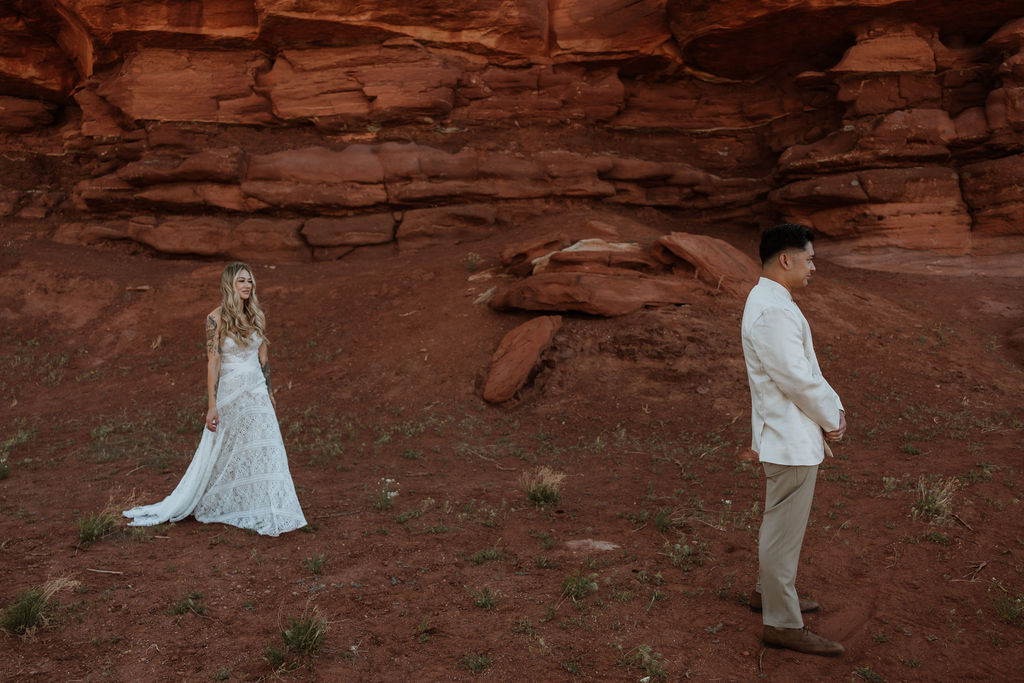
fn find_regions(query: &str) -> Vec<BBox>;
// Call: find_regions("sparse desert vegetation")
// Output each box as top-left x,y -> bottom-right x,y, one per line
520,465 -> 566,507
1,235 -> 1023,680
1,578 -> 79,636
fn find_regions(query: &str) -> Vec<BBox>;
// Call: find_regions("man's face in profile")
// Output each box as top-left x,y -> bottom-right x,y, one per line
786,242 -> 815,289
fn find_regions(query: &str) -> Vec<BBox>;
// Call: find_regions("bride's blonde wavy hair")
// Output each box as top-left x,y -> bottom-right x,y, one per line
219,262 -> 267,347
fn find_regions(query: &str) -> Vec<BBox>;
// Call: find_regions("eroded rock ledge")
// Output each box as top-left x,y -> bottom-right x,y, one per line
0,2 -> 1023,273
56,142 -> 762,261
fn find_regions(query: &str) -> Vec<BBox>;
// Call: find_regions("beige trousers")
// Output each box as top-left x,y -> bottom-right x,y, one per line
756,462 -> 818,629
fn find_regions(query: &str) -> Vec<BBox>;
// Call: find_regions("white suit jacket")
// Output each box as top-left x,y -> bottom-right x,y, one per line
741,278 -> 843,466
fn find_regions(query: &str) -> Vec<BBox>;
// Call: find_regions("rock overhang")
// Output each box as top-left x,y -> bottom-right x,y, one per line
668,0 -> 1024,80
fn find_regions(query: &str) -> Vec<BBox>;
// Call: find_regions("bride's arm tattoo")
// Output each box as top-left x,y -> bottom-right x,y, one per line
261,359 -> 272,395
206,314 -> 220,398
205,314 -> 220,356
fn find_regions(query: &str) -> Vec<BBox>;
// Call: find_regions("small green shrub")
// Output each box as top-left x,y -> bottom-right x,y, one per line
77,508 -> 121,545
302,554 -> 325,575
171,592 -> 207,616
464,252 -> 483,273
1,578 -> 78,635
461,652 -> 492,673
282,608 -> 328,655
512,617 -> 535,635
663,533 -> 709,571
628,645 -> 666,680
415,617 -> 433,643
854,666 -> 885,682
371,478 -> 399,511
2,589 -> 45,634
653,507 -> 674,533
263,645 -> 287,670
963,463 -> 994,483
530,529 -> 556,549
1,419 -> 37,471
990,583 -> 1024,627
562,570 -> 598,603
470,587 -> 500,610
535,556 -> 557,569
921,531 -> 950,545
468,547 -> 503,565
265,608 -> 328,670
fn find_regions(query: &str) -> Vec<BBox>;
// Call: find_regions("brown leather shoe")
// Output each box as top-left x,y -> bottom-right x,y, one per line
748,591 -> 820,613
763,626 -> 844,656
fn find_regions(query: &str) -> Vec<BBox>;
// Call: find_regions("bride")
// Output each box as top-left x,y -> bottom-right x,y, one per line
124,263 -> 307,536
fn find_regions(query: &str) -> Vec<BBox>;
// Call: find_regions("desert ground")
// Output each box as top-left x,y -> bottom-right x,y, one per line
1,216 -> 1023,681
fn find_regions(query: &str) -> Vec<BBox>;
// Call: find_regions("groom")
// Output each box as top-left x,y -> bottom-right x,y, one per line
741,223 -> 847,656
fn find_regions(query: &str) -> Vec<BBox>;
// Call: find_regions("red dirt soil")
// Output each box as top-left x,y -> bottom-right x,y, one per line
1,220 -> 1023,681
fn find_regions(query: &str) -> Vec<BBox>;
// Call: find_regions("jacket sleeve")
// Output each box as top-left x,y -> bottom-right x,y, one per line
748,306 -> 842,431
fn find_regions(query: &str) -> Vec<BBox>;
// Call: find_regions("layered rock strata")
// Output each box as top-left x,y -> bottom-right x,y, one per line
0,2 -> 1023,273
770,19 -> 1024,265
58,142 -> 762,261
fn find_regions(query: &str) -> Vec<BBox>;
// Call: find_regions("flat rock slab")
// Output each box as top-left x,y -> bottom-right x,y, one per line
565,539 -> 621,552
483,315 -> 562,403
491,270 -> 702,316
652,232 -> 759,298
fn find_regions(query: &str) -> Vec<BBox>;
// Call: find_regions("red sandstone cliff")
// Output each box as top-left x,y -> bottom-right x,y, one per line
1,1 -> 1023,274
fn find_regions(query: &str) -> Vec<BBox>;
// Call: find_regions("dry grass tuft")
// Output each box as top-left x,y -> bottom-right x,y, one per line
1,577 -> 80,635
520,466 -> 566,507
77,506 -> 123,545
990,581 -> 1024,627
911,475 -> 959,525
78,494 -> 155,546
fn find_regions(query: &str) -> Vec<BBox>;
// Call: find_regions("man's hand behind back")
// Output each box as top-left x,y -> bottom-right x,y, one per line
824,411 -> 847,442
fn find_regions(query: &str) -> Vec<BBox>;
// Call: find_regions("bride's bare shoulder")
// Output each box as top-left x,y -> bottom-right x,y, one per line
206,307 -> 222,323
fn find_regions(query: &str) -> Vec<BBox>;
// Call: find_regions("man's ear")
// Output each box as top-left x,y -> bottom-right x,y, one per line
777,250 -> 791,270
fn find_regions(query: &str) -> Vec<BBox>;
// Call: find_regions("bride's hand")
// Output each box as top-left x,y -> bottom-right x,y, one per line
206,406 -> 220,432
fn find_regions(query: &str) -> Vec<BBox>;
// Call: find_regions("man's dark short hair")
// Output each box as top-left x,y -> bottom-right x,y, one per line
759,223 -> 814,264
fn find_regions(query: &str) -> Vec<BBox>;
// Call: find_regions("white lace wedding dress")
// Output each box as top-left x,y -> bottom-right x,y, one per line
123,333 -> 307,536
